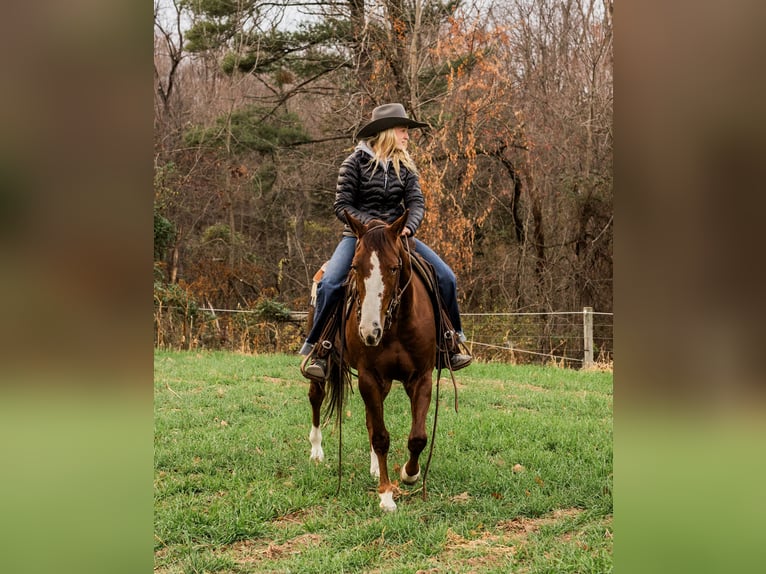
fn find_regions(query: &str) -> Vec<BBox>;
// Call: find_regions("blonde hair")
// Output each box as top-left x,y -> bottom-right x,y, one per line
366,128 -> 419,180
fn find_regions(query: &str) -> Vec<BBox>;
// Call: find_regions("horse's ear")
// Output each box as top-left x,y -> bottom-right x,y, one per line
345,210 -> 367,238
389,209 -> 409,238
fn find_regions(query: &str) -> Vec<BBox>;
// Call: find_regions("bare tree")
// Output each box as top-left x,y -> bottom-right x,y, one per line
153,0 -> 613,353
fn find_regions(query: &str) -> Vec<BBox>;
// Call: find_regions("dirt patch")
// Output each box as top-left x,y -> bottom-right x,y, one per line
445,528 -> 517,554
551,508 -> 584,520
421,528 -> 518,572
272,507 -> 320,528
424,508 -> 588,571
497,508 -> 584,539
226,533 -> 322,564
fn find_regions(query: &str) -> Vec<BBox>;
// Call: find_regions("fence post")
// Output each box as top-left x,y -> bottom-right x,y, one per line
583,307 -> 594,368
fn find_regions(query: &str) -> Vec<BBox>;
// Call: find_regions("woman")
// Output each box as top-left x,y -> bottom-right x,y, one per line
299,103 -> 471,378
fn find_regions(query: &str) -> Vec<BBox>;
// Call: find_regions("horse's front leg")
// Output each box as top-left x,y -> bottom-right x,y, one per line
359,372 -> 395,511
401,372 -> 433,484
308,379 -> 325,462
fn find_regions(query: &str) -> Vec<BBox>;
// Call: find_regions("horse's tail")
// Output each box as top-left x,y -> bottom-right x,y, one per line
323,348 -> 352,424
322,314 -> 353,496
319,297 -> 353,425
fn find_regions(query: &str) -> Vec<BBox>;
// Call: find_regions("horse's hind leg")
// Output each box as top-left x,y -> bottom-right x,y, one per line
401,373 -> 433,484
308,380 -> 325,462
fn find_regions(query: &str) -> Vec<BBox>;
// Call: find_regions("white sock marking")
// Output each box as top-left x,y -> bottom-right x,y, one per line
370,448 -> 380,478
309,425 -> 324,462
379,491 -> 397,512
400,464 -> 421,484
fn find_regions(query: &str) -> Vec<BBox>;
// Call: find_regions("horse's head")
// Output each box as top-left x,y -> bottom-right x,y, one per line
346,210 -> 409,347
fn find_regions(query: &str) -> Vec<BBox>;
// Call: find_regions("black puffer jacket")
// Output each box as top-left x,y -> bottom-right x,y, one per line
334,143 -> 426,236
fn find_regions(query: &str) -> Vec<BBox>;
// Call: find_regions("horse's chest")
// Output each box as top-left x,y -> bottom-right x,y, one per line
353,343 -> 417,379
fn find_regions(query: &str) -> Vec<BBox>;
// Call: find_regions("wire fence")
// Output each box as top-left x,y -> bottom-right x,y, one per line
460,310 -> 613,368
153,304 -> 613,368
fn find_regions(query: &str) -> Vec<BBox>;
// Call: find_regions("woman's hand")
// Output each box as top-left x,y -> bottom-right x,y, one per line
401,227 -> 412,237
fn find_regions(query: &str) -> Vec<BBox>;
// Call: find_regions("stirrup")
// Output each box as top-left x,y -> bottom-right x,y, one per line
443,329 -> 471,371
300,340 -> 332,381
305,358 -> 327,379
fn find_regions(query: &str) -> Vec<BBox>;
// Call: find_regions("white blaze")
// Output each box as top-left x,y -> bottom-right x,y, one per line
359,251 -> 384,341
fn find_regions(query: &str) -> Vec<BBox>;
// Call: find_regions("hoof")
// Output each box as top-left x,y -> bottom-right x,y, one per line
400,464 -> 421,484
310,447 -> 324,462
379,491 -> 397,512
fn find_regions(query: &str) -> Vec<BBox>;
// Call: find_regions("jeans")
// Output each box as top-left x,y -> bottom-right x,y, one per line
302,236 -> 463,349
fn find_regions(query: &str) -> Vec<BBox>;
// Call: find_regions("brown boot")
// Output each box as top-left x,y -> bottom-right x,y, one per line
304,357 -> 327,379
449,353 -> 472,371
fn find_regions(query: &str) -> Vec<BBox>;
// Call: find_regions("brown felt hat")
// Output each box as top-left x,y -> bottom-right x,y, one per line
355,103 -> 429,139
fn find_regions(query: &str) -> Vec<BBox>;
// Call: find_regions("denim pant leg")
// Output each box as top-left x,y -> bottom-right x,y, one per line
305,236 -> 357,345
412,239 -> 463,334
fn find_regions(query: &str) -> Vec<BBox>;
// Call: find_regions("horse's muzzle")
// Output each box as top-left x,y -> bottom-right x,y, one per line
360,322 -> 382,346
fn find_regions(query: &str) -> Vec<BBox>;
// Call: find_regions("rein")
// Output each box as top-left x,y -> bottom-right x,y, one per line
419,250 -> 460,500
385,237 -> 414,330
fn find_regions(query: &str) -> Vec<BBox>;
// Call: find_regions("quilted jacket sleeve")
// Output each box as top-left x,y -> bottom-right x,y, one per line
402,171 -> 425,235
333,153 -> 370,226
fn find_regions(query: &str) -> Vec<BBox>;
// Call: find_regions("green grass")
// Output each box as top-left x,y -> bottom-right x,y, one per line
155,351 -> 612,573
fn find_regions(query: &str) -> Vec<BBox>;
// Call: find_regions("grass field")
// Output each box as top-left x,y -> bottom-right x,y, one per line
154,351 -> 613,573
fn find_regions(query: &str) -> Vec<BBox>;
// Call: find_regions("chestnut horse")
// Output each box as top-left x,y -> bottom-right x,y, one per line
306,210 -> 437,511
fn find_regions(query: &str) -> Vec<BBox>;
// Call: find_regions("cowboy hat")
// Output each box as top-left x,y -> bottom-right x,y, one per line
355,103 -> 429,139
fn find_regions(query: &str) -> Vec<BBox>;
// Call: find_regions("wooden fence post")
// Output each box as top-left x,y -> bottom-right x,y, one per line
583,307 -> 594,368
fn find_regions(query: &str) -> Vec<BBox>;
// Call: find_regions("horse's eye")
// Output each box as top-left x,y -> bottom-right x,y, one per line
390,266 -> 400,274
